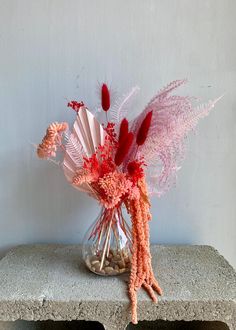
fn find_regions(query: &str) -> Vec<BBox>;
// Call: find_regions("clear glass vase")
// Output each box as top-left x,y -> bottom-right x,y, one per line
82,206 -> 132,276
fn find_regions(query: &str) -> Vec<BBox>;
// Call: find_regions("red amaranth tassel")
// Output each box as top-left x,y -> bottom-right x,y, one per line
136,111 -> 153,146
101,83 -> 110,112
118,118 -> 129,145
115,132 -> 134,166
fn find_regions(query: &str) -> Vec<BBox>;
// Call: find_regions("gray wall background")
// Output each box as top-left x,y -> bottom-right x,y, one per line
0,0 -> 235,267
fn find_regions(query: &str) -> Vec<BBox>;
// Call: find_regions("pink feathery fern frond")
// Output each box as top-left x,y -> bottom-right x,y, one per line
139,96 -> 222,195
124,80 -> 188,166
64,134 -> 84,168
130,79 -> 187,135
126,79 -> 222,196
109,86 -> 140,123
151,79 -> 187,101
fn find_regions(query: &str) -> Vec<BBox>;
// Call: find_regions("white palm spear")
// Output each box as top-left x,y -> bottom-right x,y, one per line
63,106 -> 105,197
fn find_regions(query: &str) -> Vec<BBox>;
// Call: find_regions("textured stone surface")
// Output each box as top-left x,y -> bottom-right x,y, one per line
0,245 -> 235,330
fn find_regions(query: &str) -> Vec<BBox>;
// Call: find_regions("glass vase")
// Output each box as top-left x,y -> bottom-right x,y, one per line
82,206 -> 132,276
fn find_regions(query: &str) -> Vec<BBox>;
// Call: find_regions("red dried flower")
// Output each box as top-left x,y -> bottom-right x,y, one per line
101,83 -> 110,112
83,153 -> 100,175
115,132 -> 134,166
136,111 -> 153,146
105,122 -> 117,145
67,101 -> 84,112
96,132 -> 117,176
127,160 -> 144,181
118,118 -> 129,145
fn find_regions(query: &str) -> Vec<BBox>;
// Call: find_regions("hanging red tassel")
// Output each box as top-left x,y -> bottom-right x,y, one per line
101,83 -> 110,112
118,118 -> 129,145
115,132 -> 134,166
136,111 -> 153,146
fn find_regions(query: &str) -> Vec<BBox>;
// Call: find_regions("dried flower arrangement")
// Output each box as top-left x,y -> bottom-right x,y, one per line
37,80 -> 220,324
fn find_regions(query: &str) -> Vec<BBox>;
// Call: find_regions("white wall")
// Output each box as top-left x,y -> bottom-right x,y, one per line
0,0 -> 235,267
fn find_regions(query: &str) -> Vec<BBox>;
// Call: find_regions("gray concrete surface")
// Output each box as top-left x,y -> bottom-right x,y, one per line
0,245 -> 235,330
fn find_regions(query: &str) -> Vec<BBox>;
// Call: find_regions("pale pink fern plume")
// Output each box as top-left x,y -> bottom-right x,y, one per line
127,80 -> 222,196
130,80 -> 188,135
109,86 -> 140,124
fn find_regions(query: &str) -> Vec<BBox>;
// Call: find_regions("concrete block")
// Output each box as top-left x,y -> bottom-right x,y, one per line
0,245 -> 235,330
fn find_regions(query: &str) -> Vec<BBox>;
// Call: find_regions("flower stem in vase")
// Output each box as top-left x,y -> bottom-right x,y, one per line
100,211 -> 113,271
82,206 -> 132,276
96,221 -> 104,254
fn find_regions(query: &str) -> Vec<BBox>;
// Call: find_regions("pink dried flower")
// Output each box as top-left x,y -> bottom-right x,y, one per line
98,171 -> 132,208
37,122 -> 68,159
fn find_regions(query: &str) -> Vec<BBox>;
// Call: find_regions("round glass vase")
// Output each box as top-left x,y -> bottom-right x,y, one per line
82,206 -> 132,276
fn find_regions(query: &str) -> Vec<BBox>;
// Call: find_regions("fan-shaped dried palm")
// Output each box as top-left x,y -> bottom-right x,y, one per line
63,107 -> 106,197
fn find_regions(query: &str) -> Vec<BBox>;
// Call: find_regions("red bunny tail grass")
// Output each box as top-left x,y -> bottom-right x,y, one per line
118,118 -> 129,145
101,83 -> 110,112
136,111 -> 153,146
115,132 -> 134,166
